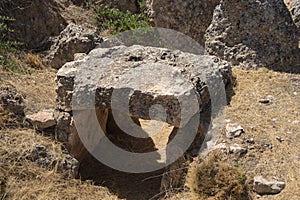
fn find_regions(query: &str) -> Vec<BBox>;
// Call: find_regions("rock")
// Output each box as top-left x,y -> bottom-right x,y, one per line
46,23 -> 103,69
1,0 -> 67,49
229,143 -> 247,154
292,0 -> 300,31
26,110 -> 56,131
275,136 -> 285,142
56,45 -> 232,124
71,0 -> 139,13
29,144 -> 55,167
259,95 -> 275,104
205,0 -> 299,69
147,0 -> 220,45
216,143 -> 247,154
253,176 -> 286,195
0,86 -> 25,116
74,53 -> 87,61
285,0 -> 296,9
292,120 -> 300,124
55,111 -> 72,144
57,154 -> 79,178
29,144 -> 79,178
55,45 -> 232,190
244,136 -> 255,144
225,123 -> 244,139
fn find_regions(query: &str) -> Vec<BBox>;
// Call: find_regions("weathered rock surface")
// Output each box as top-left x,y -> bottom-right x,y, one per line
253,176 -> 286,195
215,143 -> 247,154
147,0 -> 220,45
284,0 -> 296,9
55,45 -> 232,190
46,23 -> 103,69
71,0 -> 139,13
225,123 -> 244,139
1,0 -> 67,49
57,45 -> 231,122
0,86 -> 25,116
26,110 -> 56,131
29,144 -> 79,178
205,0 -> 300,69
292,0 -> 300,30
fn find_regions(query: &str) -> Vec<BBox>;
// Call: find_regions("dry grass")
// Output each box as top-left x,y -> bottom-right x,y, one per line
186,151 -> 249,200
0,129 -> 118,200
1,51 -> 300,200
24,54 -> 43,69
0,67 -> 57,113
224,68 -> 300,200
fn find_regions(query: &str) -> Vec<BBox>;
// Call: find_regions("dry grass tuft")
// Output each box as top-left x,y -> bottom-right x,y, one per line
187,151 -> 249,200
24,54 -> 43,69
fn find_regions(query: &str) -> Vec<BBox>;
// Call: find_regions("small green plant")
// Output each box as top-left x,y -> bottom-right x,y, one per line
95,6 -> 152,34
0,15 -> 24,73
137,0 -> 148,13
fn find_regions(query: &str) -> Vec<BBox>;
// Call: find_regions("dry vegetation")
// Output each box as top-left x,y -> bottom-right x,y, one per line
1,60 -> 299,200
188,151 -> 249,200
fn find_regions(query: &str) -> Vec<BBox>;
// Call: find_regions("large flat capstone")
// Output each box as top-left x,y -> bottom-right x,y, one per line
56,45 -> 231,127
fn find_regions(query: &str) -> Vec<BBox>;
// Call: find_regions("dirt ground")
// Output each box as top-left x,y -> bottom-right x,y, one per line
1,62 -> 300,199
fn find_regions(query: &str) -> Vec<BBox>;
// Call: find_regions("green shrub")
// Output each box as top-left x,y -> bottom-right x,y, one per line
0,15 -> 23,73
95,6 -> 152,34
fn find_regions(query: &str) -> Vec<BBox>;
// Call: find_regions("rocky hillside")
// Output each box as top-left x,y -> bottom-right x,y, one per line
0,0 -> 299,200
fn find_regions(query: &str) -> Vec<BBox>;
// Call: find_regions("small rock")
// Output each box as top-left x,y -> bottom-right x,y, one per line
29,144 -> 79,178
229,143 -> 247,154
248,146 -> 255,150
275,136 -> 284,143
0,86 -> 25,116
259,95 -> 275,104
253,176 -> 286,195
225,123 -> 244,139
57,154 -> 79,178
29,144 -> 55,167
292,120 -> 300,125
244,136 -> 255,144
215,143 -> 247,154
26,109 -> 56,131
268,144 -> 273,149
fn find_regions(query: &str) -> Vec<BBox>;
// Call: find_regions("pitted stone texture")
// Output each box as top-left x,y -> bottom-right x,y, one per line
56,45 -> 231,127
46,24 -> 103,69
1,0 -> 67,49
205,0 -> 299,69
55,45 -> 232,191
147,0 -> 220,46
292,0 -> 300,31
0,86 -> 25,116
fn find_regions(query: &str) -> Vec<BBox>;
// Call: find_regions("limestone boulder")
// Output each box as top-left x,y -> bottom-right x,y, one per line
0,0 -> 67,49
46,23 -> 103,69
147,0 -> 220,46
205,0 -> 299,69
55,45 -> 232,190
